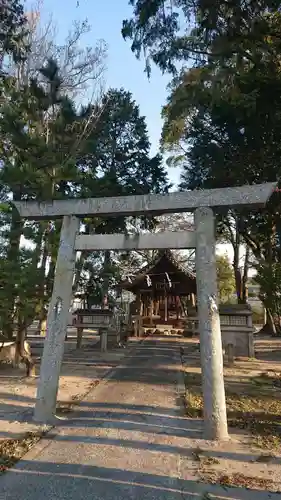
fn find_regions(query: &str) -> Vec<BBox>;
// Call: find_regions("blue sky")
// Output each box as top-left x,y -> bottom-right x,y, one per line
25,0 -> 181,186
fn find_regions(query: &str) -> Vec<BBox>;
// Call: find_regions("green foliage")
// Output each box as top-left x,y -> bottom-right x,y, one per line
0,5 -> 170,337
251,306 -> 265,325
75,88 -> 169,305
255,262 -> 281,321
124,0 -> 281,318
124,1 -> 281,190
216,254 -> 236,303
81,88 -> 169,202
123,1 -> 281,74
0,0 -> 29,66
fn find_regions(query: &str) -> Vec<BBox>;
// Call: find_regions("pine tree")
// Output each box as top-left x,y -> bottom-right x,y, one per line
76,88 -> 169,305
0,0 -> 29,70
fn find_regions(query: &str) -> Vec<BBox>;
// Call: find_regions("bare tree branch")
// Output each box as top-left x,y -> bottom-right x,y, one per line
8,0 -> 107,104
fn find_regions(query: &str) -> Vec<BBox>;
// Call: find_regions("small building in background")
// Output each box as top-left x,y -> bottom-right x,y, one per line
118,250 -> 196,329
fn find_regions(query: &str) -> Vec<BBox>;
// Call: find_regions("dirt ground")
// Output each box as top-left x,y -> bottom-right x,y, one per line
181,334 -> 281,492
0,333 -> 135,471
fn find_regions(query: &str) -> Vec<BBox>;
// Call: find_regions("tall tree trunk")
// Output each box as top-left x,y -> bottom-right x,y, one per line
260,307 -> 277,336
3,204 -> 23,339
15,312 -> 35,376
260,218 -> 277,335
73,253 -> 85,294
37,309 -> 48,336
233,242 -> 242,303
102,250 -> 111,306
46,220 -> 62,296
36,223 -> 50,332
241,245 -> 250,303
46,257 -> 56,295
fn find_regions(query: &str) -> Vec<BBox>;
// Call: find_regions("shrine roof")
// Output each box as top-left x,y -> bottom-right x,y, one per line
119,250 -> 195,291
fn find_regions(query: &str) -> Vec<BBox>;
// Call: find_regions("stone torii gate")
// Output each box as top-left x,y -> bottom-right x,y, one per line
14,182 -> 274,441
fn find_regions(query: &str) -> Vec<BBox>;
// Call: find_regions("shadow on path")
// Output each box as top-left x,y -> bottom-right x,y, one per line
1,460 -> 279,500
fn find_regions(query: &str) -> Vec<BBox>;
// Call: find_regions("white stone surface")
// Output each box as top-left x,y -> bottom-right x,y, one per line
194,207 -> 228,441
75,231 -> 196,251
34,215 -> 80,423
14,182 -> 275,219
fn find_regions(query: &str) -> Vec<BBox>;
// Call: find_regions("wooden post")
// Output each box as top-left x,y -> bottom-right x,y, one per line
135,315 -> 143,337
263,306 -> 267,326
140,299 -> 143,316
155,299 -> 159,316
100,329 -> 107,352
226,343 -> 234,365
143,297 -> 146,318
76,327 -> 83,349
133,316 -> 138,337
191,293 -> 196,307
164,291 -> 168,322
150,296 -> 153,325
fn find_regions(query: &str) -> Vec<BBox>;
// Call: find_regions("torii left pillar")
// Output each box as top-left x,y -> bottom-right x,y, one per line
34,215 -> 79,423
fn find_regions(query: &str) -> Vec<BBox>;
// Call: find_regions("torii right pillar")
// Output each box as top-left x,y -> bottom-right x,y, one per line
194,207 -> 229,441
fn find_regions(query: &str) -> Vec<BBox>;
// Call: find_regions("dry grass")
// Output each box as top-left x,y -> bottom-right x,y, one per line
184,369 -> 281,490
189,441 -> 280,491
180,339 -> 281,491
184,371 -> 281,450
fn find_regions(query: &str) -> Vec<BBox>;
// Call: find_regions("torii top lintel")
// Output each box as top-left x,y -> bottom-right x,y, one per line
13,182 -> 276,220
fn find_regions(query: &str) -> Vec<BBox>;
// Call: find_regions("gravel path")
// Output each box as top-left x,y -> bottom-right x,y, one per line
1,336 -> 279,500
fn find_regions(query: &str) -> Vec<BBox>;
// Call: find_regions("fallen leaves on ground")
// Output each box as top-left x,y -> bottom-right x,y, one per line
179,350 -> 281,491
201,471 -> 276,491
184,371 -> 281,450
57,380 -> 100,414
0,431 -> 44,473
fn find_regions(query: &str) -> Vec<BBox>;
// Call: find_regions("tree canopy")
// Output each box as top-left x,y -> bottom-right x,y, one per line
0,0 -> 29,67
216,255 -> 236,303
0,2 -> 169,340
124,0 -> 281,332
123,1 -> 281,73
